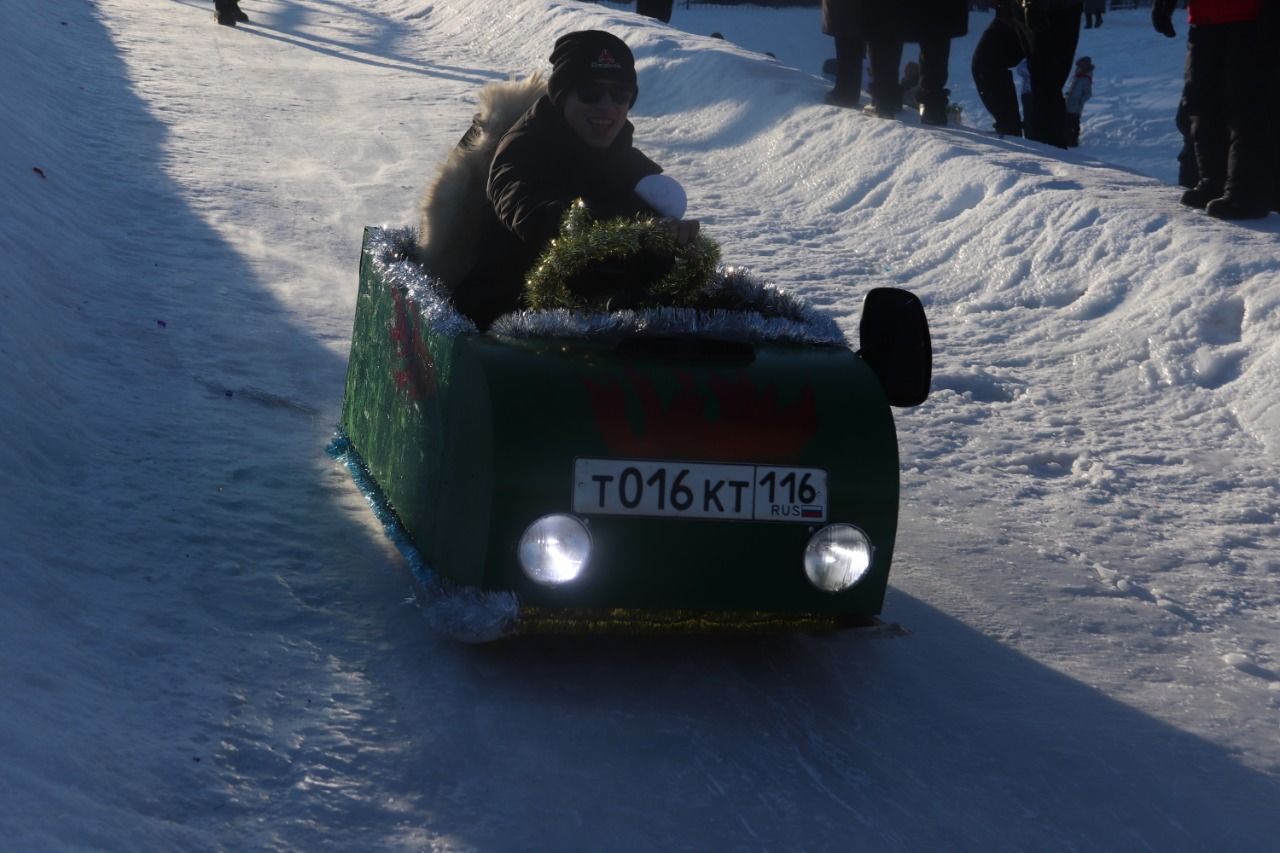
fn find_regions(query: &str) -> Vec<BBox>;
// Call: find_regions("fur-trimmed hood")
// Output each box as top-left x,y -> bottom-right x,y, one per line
413,73 -> 546,287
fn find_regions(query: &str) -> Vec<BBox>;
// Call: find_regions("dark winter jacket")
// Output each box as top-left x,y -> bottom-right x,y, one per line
1188,0 -> 1263,25
906,0 -> 969,41
821,0 -> 873,36
822,0 -> 967,41
451,95 -> 663,329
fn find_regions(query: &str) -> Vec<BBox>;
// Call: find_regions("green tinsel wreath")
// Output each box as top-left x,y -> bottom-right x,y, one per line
524,200 -> 721,313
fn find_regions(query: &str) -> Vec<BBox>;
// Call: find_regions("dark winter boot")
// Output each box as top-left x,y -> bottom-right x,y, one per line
825,89 -> 861,109
863,102 -> 901,119
919,102 -> 948,125
865,41 -> 904,120
1180,181 -> 1223,210
214,1 -> 247,25
918,90 -> 950,126
825,37 -> 864,109
1177,145 -> 1199,189
1205,195 -> 1271,220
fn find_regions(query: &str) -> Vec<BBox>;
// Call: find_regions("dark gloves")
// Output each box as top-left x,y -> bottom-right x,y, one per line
1152,0 -> 1177,38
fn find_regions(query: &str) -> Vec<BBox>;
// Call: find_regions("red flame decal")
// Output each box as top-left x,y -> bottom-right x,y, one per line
388,288 -> 438,400
584,368 -> 817,462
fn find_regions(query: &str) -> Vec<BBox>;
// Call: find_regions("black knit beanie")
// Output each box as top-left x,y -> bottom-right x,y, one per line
548,30 -> 638,106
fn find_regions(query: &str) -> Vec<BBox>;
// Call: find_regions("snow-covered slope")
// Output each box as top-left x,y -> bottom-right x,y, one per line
2,0 -> 1277,849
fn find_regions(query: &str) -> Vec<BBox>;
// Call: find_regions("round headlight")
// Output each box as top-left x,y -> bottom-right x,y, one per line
518,514 -> 591,586
803,524 -> 873,592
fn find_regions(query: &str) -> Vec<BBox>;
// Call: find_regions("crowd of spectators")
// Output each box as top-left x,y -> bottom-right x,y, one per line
811,0 -> 1276,218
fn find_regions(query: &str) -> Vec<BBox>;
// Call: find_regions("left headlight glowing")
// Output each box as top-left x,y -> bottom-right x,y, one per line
518,514 -> 592,585
803,524 -> 873,592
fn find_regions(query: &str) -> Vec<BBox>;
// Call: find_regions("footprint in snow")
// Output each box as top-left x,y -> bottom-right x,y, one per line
1221,653 -> 1280,686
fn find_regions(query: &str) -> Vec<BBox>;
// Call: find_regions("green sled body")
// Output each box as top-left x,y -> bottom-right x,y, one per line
341,228 -> 908,635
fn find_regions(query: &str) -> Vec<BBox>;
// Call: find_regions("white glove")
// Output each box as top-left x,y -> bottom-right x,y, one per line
634,174 -> 688,220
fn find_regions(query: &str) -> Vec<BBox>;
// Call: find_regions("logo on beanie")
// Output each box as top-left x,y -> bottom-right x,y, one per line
591,48 -> 622,70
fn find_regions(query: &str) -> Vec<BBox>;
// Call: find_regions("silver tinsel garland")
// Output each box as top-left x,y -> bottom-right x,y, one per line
364,226 -> 849,346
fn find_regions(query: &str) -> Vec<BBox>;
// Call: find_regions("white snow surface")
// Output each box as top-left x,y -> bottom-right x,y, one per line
3,0 -> 1279,849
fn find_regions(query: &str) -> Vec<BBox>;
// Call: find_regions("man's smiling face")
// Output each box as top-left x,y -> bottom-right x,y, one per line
561,79 -> 634,149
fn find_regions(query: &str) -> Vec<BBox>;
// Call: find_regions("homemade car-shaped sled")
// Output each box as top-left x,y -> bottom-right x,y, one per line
340,227 -> 930,637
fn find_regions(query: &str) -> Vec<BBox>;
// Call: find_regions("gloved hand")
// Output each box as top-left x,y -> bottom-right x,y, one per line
1152,0 -> 1177,38
634,174 -> 687,220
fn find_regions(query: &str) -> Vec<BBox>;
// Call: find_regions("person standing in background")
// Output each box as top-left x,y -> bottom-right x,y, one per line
214,0 -> 248,26
1084,0 -> 1105,28
901,60 -> 922,107
972,0 -> 1084,146
1152,0 -> 1276,219
821,0 -> 966,121
903,0 -> 970,125
636,0 -> 674,23
1063,55 -> 1094,146
820,0 -> 873,108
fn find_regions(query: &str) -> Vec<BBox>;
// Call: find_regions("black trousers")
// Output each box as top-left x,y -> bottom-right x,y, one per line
832,35 -> 865,97
833,35 -> 905,109
972,6 -> 1083,146
971,18 -> 1024,134
915,35 -> 953,111
837,38 -> 954,112
1183,22 -> 1270,203
868,38 -> 904,109
1065,112 -> 1081,146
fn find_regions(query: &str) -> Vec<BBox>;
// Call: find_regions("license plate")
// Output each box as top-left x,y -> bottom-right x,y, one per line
573,458 -> 827,523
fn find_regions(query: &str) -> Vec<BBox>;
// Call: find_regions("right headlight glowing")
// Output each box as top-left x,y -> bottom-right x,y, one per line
518,514 -> 592,586
803,524 -> 873,592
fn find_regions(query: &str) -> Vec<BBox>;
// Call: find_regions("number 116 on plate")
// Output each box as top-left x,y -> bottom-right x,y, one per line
572,458 -> 827,523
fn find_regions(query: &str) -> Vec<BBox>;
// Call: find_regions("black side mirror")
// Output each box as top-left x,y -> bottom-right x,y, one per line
858,288 -> 932,407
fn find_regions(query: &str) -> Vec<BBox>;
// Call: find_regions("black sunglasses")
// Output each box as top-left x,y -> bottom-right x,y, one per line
575,82 -> 635,106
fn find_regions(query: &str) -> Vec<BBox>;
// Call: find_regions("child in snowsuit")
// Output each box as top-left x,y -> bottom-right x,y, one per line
1064,56 -> 1093,146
